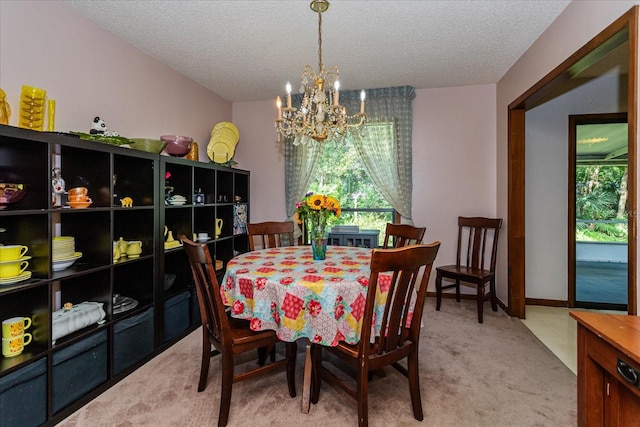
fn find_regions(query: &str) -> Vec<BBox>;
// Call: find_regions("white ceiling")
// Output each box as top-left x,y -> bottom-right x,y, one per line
61,0 -> 571,102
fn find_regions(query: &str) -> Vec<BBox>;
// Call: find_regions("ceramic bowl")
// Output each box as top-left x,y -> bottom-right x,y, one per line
0,183 -> 26,210
160,135 -> 193,156
130,138 -> 168,154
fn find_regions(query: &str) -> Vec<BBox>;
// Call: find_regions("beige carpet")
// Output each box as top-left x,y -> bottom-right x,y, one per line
59,298 -> 576,426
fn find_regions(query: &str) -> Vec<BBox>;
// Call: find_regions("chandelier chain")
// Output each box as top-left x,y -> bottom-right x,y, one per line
318,11 -> 323,73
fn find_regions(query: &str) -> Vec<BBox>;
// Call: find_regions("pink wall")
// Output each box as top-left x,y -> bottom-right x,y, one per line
496,0 -> 640,308
0,1 -> 230,159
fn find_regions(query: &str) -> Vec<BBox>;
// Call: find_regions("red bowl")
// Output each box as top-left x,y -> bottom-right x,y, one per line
160,135 -> 193,156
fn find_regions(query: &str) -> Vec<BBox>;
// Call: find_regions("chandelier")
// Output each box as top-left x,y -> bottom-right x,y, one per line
275,0 -> 366,145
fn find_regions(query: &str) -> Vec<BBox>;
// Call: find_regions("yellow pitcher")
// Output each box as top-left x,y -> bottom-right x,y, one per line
215,218 -> 223,239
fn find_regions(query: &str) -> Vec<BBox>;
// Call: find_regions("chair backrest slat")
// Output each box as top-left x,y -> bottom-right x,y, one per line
456,217 -> 503,272
247,221 -> 295,251
360,243 -> 440,357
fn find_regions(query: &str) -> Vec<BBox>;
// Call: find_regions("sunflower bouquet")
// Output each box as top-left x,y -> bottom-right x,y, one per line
295,192 -> 341,256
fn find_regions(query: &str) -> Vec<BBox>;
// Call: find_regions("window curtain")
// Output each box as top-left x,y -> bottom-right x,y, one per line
284,85 -> 415,224
340,86 -> 416,222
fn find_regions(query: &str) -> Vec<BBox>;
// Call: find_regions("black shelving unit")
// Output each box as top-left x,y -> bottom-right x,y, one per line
0,125 -> 250,426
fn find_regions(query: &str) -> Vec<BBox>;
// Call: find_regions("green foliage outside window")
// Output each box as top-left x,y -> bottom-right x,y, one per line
307,140 -> 394,244
576,165 -> 628,243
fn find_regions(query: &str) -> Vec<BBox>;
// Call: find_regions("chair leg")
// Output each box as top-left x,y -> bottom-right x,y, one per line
455,279 -> 461,302
435,273 -> 442,311
490,277 -> 498,312
285,341 -> 297,397
310,344 -> 321,404
407,349 -> 424,421
198,330 -> 211,392
476,283 -> 484,323
218,353 -> 234,427
356,361 -> 369,427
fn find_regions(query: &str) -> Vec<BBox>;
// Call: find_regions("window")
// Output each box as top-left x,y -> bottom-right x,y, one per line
307,139 -> 395,244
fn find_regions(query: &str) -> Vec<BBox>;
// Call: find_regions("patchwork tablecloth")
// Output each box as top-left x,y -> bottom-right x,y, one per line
222,246 -> 403,346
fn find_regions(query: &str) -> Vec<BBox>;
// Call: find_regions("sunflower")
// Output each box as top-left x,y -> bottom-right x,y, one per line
307,194 -> 325,210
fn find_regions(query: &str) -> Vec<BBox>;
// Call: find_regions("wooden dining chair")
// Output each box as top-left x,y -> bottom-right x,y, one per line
247,221 -> 295,251
180,235 -> 297,427
310,242 -> 441,427
382,223 -> 426,248
435,216 -> 503,323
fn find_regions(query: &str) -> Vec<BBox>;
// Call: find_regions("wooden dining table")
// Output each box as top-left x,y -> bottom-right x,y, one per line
221,245 -> 399,413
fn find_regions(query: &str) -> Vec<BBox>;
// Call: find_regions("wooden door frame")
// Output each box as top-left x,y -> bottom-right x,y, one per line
508,7 -> 638,318
568,113 -> 629,308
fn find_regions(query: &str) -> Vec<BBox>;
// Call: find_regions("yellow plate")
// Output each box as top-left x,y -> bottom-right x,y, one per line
211,122 -> 239,140
208,141 -> 234,163
207,122 -> 239,163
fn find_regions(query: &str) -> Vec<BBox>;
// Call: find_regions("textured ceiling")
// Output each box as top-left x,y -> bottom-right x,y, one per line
61,0 -> 571,102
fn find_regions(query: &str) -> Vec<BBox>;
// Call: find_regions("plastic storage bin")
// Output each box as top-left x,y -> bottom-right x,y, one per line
0,358 -> 47,427
164,290 -> 190,342
190,287 -> 201,326
113,307 -> 154,375
52,329 -> 108,413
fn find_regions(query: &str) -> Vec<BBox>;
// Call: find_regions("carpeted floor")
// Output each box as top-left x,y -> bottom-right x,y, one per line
59,298 -> 576,426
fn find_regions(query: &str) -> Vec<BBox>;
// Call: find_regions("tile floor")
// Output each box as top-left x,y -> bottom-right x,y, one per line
521,305 -> 626,375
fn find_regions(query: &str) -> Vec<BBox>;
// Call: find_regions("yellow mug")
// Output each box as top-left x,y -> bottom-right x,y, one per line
0,245 -> 28,261
0,260 -> 29,278
2,317 -> 31,339
2,333 -> 32,357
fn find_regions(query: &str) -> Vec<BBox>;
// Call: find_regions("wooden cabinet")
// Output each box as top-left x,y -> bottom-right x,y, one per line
570,311 -> 640,426
0,125 -> 249,426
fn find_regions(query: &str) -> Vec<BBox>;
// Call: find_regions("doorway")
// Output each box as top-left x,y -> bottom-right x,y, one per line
569,113 -> 628,311
507,7 -> 638,318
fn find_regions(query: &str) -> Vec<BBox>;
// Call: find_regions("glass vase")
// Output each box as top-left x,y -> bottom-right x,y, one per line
311,226 -> 328,260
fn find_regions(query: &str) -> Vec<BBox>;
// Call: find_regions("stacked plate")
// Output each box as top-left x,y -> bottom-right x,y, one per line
167,195 -> 187,205
52,236 -> 82,271
207,122 -> 239,164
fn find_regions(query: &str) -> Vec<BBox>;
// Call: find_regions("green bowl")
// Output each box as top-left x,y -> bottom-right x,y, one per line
129,138 -> 167,154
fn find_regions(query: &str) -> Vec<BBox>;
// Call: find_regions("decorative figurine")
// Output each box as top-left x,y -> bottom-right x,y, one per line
120,197 -> 133,207
90,116 -> 107,134
90,116 -> 119,137
0,88 -> 11,125
51,167 -> 65,208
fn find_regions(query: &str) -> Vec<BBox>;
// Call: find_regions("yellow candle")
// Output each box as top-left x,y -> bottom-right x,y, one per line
276,96 -> 282,120
286,82 -> 292,108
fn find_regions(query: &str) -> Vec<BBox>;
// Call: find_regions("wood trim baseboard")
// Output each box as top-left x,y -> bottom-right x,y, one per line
525,298 -> 568,307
